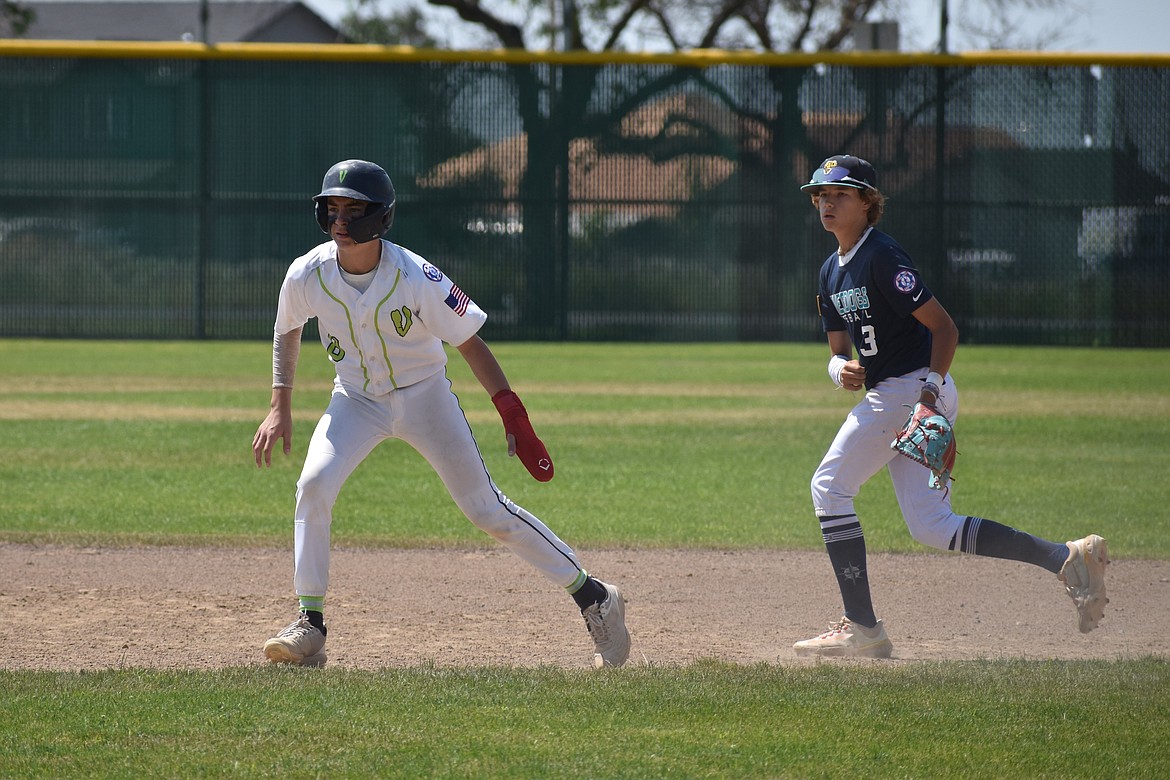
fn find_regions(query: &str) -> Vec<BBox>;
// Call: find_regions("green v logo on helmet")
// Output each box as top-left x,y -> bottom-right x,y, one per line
339,169 -> 348,183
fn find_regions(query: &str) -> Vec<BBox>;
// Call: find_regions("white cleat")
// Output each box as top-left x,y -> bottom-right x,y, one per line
1059,535 -> 1110,633
793,617 -> 893,659
583,581 -> 631,668
264,612 -> 327,666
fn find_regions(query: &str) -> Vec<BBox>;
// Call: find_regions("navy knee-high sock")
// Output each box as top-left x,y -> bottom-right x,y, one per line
949,516 -> 1069,573
819,514 -> 877,627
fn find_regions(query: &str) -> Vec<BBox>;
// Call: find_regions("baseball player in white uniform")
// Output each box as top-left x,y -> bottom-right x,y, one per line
792,155 -> 1109,658
252,159 -> 630,668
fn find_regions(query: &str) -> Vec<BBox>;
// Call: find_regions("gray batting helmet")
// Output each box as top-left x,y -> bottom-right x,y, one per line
313,159 -> 396,243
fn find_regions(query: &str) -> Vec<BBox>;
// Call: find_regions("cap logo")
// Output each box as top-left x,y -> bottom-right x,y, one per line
338,169 -> 348,183
822,160 -> 839,174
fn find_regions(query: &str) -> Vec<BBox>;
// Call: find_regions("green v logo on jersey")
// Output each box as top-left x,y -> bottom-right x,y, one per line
390,306 -> 413,337
326,335 -> 346,362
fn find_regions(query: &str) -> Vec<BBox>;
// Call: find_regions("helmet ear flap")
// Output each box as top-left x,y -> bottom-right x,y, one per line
312,197 -> 392,243
314,198 -> 331,235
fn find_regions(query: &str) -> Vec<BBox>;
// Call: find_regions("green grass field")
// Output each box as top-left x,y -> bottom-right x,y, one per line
2,339 -> 1169,778
3,339 -> 1166,555
5,662 -> 1168,778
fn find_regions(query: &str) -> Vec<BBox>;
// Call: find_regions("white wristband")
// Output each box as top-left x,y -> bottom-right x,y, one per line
925,371 -> 944,389
828,354 -> 849,388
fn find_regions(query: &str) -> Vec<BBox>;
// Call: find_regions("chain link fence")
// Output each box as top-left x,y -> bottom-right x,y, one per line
1,45 -> 1166,345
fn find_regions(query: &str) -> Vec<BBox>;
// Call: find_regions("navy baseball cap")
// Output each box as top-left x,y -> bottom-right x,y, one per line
800,155 -> 878,192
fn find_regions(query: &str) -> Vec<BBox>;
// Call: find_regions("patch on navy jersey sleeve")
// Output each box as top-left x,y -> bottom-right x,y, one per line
422,263 -> 444,282
444,284 -> 470,316
893,269 -> 918,294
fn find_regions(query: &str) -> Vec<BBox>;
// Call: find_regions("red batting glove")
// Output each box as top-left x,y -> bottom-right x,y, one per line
491,389 -> 554,482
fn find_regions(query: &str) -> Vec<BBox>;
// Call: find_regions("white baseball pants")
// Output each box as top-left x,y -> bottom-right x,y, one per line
811,368 -> 967,551
291,370 -> 585,600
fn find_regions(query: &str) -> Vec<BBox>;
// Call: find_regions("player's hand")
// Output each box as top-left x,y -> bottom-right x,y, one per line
492,390 -> 554,482
253,406 -> 293,468
840,360 -> 866,392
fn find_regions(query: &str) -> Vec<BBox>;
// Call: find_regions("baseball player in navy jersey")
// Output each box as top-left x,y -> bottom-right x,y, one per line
793,155 -> 1109,658
252,160 -> 630,668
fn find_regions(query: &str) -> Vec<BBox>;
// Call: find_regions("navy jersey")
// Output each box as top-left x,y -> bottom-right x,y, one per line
816,228 -> 933,389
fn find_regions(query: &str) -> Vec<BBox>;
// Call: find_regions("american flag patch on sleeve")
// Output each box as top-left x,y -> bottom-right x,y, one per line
444,284 -> 470,316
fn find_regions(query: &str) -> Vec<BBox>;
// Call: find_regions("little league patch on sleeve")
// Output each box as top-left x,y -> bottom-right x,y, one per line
894,269 -> 918,294
422,263 -> 444,282
444,284 -> 470,316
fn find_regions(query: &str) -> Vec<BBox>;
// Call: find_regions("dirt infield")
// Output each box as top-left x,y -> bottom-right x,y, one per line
4,543 -> 1167,671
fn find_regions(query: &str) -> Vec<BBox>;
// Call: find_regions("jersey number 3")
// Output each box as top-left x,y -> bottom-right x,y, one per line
858,325 -> 878,357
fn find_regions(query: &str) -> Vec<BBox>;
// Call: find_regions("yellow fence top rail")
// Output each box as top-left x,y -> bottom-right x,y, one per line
1,39 -> 1168,67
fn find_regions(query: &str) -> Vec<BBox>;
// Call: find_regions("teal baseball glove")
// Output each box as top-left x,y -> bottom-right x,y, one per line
891,402 -> 957,490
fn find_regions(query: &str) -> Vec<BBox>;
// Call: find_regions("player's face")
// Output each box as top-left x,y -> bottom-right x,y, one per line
812,186 -> 869,235
325,197 -> 369,245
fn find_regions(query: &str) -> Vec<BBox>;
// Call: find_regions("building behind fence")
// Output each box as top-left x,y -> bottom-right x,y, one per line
1,43 -> 1167,346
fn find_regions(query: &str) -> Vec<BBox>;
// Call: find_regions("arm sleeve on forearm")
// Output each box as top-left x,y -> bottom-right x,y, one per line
272,327 -> 302,389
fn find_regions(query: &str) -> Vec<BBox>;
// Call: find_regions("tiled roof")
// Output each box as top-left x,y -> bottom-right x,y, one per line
18,1 -> 342,43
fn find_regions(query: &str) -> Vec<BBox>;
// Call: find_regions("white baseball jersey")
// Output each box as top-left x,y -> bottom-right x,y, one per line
274,240 -> 486,397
